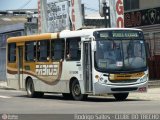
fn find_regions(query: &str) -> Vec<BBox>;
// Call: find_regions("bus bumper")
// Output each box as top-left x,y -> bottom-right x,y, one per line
93,81 -> 148,95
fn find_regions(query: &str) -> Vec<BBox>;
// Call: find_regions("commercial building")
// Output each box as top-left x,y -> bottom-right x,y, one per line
1,1 -> 160,80
124,0 -> 160,79
0,10 -> 37,81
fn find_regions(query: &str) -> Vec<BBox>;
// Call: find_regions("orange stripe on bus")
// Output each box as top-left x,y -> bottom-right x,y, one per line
7,33 -> 58,43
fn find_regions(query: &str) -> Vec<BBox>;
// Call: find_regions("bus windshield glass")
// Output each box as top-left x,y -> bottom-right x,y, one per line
94,30 -> 147,72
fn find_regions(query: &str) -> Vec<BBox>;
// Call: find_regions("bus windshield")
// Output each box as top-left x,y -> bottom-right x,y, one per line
95,37 -> 147,73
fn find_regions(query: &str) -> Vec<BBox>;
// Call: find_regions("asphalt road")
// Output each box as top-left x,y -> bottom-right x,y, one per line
0,89 -> 160,113
0,89 -> 160,120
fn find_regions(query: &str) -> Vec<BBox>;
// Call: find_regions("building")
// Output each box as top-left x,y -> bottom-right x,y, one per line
84,0 -> 160,80
1,1 -> 160,80
124,0 -> 160,79
0,10 -> 37,81
0,25 -> 25,81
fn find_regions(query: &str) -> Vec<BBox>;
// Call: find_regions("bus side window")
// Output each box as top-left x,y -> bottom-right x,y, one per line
38,40 -> 50,61
51,39 -> 64,61
8,43 -> 16,62
25,42 -> 36,62
66,37 -> 81,61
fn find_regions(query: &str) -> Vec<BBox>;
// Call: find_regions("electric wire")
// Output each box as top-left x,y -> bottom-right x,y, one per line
19,0 -> 32,9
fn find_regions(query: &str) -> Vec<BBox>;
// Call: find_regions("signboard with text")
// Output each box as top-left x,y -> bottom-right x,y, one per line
124,7 -> 160,27
38,0 -> 82,33
106,0 -> 124,28
69,0 -> 83,30
47,1 -> 70,32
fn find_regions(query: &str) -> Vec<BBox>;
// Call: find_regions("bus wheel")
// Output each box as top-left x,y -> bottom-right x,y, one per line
26,79 -> 44,98
71,80 -> 88,101
113,93 -> 129,101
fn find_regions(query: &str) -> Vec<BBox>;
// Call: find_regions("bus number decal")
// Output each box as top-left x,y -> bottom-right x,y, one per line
36,64 -> 58,76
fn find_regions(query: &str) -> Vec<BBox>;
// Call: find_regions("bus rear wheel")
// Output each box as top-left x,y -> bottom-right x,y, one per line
113,93 -> 129,101
71,80 -> 88,101
26,78 -> 44,98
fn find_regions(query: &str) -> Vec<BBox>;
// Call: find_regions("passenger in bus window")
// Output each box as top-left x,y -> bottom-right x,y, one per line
132,43 -> 144,67
125,42 -> 144,68
66,39 -> 80,60
103,42 -> 116,63
67,53 -> 71,59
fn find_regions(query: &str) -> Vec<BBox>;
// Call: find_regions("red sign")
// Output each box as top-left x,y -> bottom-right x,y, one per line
71,0 -> 75,30
116,0 -> 124,28
124,7 -> 160,27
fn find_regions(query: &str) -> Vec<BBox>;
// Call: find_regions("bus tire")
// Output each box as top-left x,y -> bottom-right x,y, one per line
26,78 -> 44,98
113,93 -> 129,101
71,80 -> 88,101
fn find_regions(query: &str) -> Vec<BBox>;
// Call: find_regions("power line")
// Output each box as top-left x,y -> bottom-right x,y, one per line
19,0 -> 32,9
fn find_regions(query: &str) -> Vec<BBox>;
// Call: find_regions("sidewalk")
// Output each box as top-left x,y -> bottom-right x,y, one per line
129,88 -> 160,100
0,81 -> 7,88
148,80 -> 160,88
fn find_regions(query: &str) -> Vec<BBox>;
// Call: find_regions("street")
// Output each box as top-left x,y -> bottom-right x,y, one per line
0,88 -> 160,114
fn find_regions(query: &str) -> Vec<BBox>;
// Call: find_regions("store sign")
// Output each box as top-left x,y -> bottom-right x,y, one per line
124,7 -> 160,27
47,1 -> 70,32
38,0 -> 82,33
116,0 -> 124,28
107,0 -> 124,28
71,0 -> 75,30
70,0 -> 82,30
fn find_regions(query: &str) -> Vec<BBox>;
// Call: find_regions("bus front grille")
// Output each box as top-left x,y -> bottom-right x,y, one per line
111,87 -> 138,92
109,79 -> 137,83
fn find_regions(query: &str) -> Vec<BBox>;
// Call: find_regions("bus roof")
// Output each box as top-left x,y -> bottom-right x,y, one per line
59,28 -> 143,38
7,28 -> 142,43
7,33 -> 58,43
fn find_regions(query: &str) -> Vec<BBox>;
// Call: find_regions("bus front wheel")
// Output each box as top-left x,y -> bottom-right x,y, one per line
26,78 -> 44,98
113,93 -> 129,101
71,80 -> 88,101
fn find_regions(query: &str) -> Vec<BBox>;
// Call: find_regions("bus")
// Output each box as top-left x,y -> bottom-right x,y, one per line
6,28 -> 148,101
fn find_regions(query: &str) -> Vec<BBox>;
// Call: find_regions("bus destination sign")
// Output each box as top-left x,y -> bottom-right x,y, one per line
112,32 -> 138,38
96,30 -> 143,39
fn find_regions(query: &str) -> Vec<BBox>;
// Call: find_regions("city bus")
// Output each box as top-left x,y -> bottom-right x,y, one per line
6,28 -> 148,101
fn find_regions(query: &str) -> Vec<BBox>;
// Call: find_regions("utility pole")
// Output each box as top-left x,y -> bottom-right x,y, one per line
99,0 -> 111,28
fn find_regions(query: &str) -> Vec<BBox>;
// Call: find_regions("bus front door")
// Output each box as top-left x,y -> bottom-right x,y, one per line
17,46 -> 23,90
83,42 -> 93,93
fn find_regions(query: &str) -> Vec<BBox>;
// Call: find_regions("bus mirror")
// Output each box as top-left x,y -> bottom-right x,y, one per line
92,41 -> 97,51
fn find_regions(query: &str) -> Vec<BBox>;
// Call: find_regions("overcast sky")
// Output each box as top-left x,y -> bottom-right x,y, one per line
0,0 -> 99,15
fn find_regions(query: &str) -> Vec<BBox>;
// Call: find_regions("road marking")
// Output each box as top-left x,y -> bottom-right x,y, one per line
0,95 -> 12,99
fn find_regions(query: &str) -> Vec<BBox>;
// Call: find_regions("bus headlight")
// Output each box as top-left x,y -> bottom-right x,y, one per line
99,77 -> 107,84
139,75 -> 148,82
95,74 -> 108,84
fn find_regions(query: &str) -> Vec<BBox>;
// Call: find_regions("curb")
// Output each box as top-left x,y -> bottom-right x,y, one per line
148,80 -> 160,88
0,81 -> 15,90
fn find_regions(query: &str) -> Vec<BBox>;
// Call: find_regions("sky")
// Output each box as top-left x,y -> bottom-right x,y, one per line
0,0 -> 99,15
